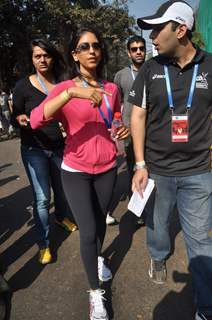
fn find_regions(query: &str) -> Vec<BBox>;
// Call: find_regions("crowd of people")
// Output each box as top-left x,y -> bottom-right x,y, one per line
0,89 -> 14,137
1,1 -> 212,319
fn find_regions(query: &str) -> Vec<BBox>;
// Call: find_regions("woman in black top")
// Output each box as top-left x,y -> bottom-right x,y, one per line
12,39 -> 77,264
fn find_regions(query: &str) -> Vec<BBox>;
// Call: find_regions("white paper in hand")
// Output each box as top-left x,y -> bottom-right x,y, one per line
128,179 -> 155,217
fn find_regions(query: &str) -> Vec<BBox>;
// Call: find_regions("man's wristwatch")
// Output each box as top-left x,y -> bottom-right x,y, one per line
134,160 -> 147,171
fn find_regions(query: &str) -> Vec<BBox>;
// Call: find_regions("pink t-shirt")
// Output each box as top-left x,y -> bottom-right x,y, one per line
30,79 -> 121,174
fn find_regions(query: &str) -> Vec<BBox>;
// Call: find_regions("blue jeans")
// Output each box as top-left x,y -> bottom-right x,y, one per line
147,172 -> 212,316
21,145 -> 71,248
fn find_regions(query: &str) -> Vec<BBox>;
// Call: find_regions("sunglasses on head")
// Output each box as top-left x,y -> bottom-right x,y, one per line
75,42 -> 102,53
130,46 -> 145,53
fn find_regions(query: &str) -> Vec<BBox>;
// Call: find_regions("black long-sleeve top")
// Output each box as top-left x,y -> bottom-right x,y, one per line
12,77 -> 64,150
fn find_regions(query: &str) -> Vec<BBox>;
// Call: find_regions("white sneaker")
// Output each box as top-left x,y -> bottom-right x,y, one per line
89,289 -> 108,320
106,214 -> 116,225
98,256 -> 112,282
8,125 -> 14,135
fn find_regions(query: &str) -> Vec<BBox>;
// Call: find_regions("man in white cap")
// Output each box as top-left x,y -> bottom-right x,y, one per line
128,1 -> 212,319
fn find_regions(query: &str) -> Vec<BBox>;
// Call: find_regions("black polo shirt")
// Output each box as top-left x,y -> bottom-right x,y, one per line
128,48 -> 212,176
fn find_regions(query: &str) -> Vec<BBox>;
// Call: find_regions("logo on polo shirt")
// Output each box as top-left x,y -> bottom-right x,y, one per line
129,90 -> 136,97
196,72 -> 208,89
152,74 -> 165,80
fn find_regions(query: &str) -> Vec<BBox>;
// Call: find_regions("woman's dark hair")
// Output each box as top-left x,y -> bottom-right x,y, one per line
67,26 -> 108,79
29,38 -> 67,82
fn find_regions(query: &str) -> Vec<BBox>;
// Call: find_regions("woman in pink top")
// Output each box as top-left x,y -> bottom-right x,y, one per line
30,26 -> 129,320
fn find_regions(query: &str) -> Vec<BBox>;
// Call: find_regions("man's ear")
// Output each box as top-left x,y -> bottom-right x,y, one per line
176,24 -> 188,40
127,50 -> 131,59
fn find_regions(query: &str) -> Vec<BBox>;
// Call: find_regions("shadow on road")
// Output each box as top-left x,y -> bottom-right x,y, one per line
0,186 -> 33,248
102,210 -> 145,319
0,274 -> 11,320
152,267 -> 202,320
0,184 -> 73,301
0,164 -> 12,173
103,210 -> 142,276
0,177 -> 20,188
0,163 -> 19,188
4,214 -> 71,292
103,187 -> 185,319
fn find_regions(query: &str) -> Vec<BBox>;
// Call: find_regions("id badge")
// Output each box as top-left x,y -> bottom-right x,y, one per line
171,114 -> 189,142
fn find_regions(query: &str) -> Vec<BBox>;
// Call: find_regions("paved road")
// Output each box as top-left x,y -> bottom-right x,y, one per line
0,138 -> 195,320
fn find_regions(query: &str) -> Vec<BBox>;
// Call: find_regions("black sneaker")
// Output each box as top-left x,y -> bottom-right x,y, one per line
148,259 -> 167,284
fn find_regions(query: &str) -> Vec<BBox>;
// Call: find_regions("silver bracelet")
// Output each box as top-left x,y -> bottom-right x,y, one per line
134,160 -> 147,170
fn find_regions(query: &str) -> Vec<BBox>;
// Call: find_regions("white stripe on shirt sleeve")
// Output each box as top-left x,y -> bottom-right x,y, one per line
141,84 -> 146,109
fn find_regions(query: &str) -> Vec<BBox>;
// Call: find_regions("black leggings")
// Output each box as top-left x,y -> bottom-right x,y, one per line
61,167 -> 117,289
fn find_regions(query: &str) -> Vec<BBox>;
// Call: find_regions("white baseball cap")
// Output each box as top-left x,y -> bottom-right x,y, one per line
137,0 -> 195,31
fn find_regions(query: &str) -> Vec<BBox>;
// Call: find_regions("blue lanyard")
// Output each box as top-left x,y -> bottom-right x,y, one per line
164,64 -> 199,111
82,79 -> 113,129
36,73 -> 49,95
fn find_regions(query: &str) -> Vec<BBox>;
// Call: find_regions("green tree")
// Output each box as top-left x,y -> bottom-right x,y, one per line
0,0 -> 136,89
192,30 -> 205,48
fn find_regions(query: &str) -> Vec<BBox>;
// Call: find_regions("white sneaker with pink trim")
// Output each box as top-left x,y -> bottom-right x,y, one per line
89,289 -> 108,320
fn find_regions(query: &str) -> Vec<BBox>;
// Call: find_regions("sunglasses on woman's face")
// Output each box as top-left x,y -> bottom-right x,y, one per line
75,42 -> 102,53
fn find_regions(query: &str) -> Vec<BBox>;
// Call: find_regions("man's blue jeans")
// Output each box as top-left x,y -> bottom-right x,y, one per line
21,145 -> 71,248
147,172 -> 212,316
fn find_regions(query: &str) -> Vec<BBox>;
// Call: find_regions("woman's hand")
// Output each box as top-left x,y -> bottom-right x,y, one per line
116,126 -> 130,140
67,87 -> 111,107
16,114 -> 30,127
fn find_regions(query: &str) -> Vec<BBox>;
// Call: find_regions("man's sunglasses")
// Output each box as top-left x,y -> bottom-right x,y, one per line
75,42 -> 102,53
130,46 -> 145,53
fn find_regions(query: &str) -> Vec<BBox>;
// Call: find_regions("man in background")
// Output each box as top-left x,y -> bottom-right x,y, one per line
114,35 -> 146,187
107,36 -> 146,226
